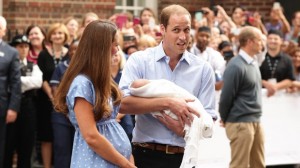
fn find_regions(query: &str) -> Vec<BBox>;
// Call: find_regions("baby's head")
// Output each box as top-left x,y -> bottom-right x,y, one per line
131,79 -> 151,88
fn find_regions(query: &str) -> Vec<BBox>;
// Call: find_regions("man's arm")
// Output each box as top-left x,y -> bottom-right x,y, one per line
219,63 -> 240,122
275,79 -> 293,90
7,50 -> 21,123
262,80 -> 276,97
277,9 -> 291,34
21,64 -> 43,92
120,96 -> 195,126
197,63 -> 217,120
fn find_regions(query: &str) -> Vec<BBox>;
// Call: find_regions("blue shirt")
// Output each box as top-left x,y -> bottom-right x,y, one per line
67,75 -> 131,167
119,43 -> 217,147
50,59 -> 69,86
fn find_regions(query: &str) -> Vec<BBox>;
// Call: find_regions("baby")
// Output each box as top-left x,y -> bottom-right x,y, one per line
129,79 -> 214,168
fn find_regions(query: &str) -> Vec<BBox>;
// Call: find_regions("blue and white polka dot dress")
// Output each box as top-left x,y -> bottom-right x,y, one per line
66,74 -> 131,168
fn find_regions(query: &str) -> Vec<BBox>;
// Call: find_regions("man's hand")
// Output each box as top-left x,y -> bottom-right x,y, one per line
263,80 -> 277,97
219,120 -> 225,127
168,97 -> 195,126
6,109 -> 18,123
156,112 -> 185,137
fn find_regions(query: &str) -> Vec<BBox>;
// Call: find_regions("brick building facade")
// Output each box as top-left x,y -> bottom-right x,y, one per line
2,0 -> 115,38
1,0 -> 290,40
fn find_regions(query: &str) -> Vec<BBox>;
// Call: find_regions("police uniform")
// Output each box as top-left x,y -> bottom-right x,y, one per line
4,35 -> 42,168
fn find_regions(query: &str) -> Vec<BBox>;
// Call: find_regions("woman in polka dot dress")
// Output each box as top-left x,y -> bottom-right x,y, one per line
53,20 -> 136,168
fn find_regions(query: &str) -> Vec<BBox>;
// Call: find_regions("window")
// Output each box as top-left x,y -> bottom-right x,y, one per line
115,0 -> 157,17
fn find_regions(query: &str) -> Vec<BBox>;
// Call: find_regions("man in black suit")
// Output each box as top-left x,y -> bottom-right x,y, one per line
0,16 -> 21,167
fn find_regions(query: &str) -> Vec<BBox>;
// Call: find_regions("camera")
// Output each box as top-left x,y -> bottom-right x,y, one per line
211,6 -> 218,16
123,35 -> 136,42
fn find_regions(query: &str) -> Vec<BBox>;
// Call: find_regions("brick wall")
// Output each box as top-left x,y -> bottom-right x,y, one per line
158,0 -> 275,22
158,0 -> 211,13
3,0 -> 116,40
214,0 -> 275,23
2,0 -> 283,41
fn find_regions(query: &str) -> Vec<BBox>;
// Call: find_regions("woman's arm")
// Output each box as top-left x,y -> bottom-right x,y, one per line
42,81 -> 53,100
74,97 -> 136,168
21,64 -> 43,92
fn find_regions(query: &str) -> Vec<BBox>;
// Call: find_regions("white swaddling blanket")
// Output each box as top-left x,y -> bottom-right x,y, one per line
129,79 -> 214,168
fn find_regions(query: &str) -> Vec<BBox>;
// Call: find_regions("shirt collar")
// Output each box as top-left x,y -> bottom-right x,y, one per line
154,42 -> 191,65
239,49 -> 254,64
266,51 -> 282,59
20,58 -> 27,65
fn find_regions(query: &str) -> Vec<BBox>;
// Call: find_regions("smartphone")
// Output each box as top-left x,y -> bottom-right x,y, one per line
123,35 -> 136,42
211,6 -> 219,16
273,2 -> 281,9
116,15 -> 127,29
133,17 -> 140,26
195,11 -> 203,22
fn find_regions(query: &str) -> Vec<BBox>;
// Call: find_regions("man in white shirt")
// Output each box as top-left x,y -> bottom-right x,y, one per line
190,26 -> 226,90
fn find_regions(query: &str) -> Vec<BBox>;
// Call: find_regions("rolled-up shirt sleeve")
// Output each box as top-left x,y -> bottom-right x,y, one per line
119,52 -> 145,97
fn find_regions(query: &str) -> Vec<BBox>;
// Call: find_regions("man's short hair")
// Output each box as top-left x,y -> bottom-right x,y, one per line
218,41 -> 231,51
0,16 -> 7,29
239,26 -> 261,47
197,26 -> 211,34
268,29 -> 283,38
160,4 -> 190,28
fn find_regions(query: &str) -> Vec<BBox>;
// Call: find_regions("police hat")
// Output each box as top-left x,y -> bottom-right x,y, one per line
10,35 -> 30,46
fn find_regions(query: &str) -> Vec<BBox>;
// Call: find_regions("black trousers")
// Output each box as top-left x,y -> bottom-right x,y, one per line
133,145 -> 184,168
4,98 -> 36,168
0,116 -> 6,168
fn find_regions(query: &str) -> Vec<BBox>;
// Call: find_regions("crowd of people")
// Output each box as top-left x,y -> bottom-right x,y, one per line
0,2 -> 300,168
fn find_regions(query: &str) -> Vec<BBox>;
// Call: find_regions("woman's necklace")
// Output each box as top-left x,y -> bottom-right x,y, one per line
52,46 -> 64,67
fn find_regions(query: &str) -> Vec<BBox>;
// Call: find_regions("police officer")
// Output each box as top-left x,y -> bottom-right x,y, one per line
4,34 -> 42,168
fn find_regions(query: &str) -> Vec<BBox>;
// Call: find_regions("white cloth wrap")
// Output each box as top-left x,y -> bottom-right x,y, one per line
129,79 -> 214,168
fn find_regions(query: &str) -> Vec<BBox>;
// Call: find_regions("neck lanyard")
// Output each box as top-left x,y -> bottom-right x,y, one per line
266,55 -> 279,78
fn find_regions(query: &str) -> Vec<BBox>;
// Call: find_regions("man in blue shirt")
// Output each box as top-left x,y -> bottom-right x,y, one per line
119,4 -> 217,168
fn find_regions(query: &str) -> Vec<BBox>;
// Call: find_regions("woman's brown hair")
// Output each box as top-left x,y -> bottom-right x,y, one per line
54,20 -> 122,121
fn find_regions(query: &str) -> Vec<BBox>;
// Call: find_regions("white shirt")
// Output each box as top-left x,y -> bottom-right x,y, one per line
190,44 -> 226,75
